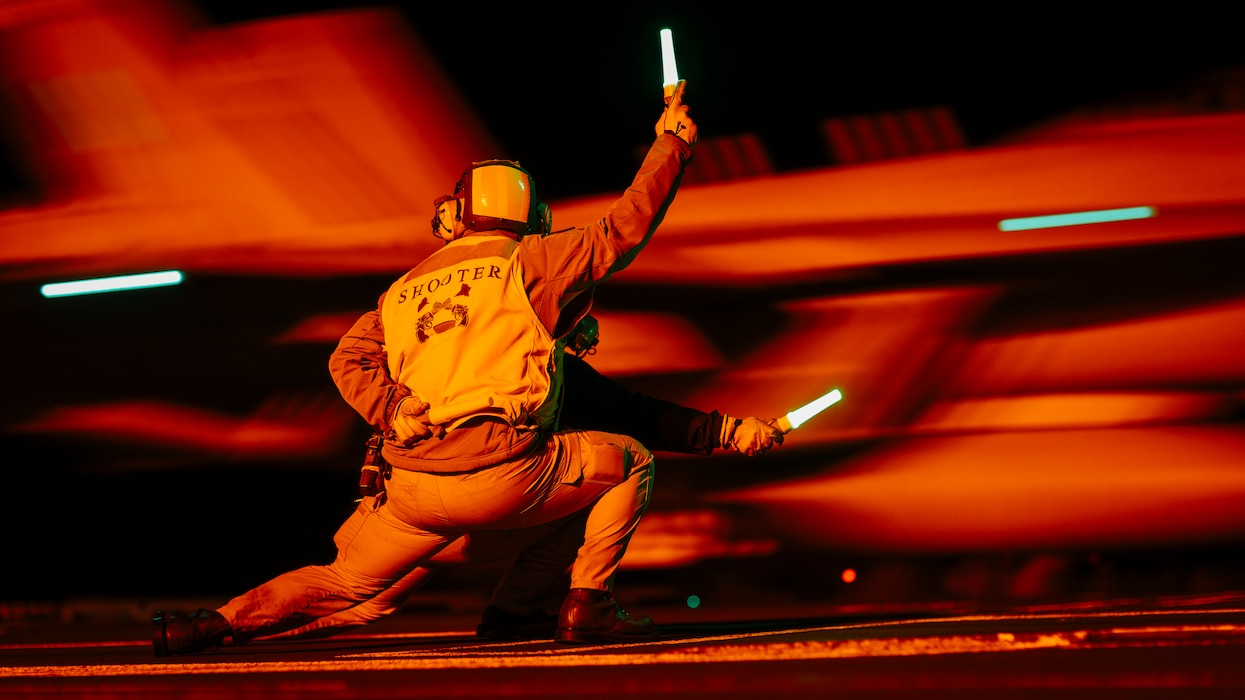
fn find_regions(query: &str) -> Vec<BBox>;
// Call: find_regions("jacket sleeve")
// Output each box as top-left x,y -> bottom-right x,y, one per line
327,299 -> 411,433
524,133 -> 693,332
560,354 -> 722,455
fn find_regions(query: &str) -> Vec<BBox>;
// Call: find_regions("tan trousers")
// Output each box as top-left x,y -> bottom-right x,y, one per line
263,509 -> 584,639
218,430 -> 654,641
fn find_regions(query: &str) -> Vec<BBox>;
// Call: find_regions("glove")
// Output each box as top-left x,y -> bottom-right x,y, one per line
721,415 -> 784,456
654,84 -> 698,146
391,396 -> 439,447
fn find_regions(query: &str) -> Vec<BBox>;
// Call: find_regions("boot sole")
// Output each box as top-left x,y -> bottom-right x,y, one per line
554,627 -> 659,645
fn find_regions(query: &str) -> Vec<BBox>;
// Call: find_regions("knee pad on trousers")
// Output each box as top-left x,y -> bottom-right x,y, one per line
584,439 -> 653,486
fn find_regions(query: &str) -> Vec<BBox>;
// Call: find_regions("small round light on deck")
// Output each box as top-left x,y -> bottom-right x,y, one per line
686,595 -> 701,609
841,568 -> 857,584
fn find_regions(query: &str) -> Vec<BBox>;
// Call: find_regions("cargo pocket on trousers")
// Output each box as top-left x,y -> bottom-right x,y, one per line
582,442 -> 627,486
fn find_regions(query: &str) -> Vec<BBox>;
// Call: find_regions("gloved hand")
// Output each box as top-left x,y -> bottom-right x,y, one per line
391,396 -> 439,446
655,84 -> 698,146
721,416 -> 784,456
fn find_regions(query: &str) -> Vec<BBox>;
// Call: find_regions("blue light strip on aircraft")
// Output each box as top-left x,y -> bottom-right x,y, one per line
998,206 -> 1156,232
41,270 -> 184,298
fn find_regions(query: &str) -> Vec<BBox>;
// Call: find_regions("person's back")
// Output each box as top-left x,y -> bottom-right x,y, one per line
380,226 -> 560,474
373,134 -> 694,474
385,233 -> 553,434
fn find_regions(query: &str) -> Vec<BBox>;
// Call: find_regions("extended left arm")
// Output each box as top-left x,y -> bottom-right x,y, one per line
560,354 -> 781,456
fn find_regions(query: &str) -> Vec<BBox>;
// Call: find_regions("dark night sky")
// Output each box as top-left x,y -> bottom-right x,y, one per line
2,2 -> 1244,201
192,2 -> 1245,200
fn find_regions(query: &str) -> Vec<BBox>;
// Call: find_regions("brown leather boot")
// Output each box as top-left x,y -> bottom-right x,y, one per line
151,608 -> 233,657
554,588 -> 657,645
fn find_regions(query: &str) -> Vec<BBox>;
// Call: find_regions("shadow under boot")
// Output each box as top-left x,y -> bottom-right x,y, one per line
476,605 -> 558,641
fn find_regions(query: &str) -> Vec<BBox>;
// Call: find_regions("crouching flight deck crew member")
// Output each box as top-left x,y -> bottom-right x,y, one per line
152,89 -> 699,656
261,322 -> 786,642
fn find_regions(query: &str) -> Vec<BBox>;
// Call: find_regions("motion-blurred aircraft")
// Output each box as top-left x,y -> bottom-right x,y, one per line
3,0 -> 1245,597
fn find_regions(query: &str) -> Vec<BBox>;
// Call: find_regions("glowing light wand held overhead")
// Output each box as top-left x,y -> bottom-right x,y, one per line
775,388 -> 843,433
659,28 -> 686,105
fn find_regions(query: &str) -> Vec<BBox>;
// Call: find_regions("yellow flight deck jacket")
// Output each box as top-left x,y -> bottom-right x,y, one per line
328,133 -> 693,473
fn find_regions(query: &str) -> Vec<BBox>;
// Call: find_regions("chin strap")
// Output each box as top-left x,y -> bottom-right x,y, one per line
719,414 -> 741,449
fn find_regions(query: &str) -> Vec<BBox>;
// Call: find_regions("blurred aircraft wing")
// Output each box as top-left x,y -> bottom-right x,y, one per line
0,0 -> 499,282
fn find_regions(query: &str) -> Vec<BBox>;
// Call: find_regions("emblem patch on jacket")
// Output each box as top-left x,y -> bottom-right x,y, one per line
415,284 -> 471,343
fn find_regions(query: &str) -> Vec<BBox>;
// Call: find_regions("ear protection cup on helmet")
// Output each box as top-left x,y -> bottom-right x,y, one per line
430,194 -> 462,240
533,200 -> 552,236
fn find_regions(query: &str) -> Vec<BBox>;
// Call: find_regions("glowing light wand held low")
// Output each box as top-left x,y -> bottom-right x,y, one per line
775,388 -> 843,433
659,28 -> 686,105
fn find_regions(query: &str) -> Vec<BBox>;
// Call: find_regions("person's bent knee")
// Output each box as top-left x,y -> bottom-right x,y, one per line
583,434 -> 651,487
619,435 -> 655,480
